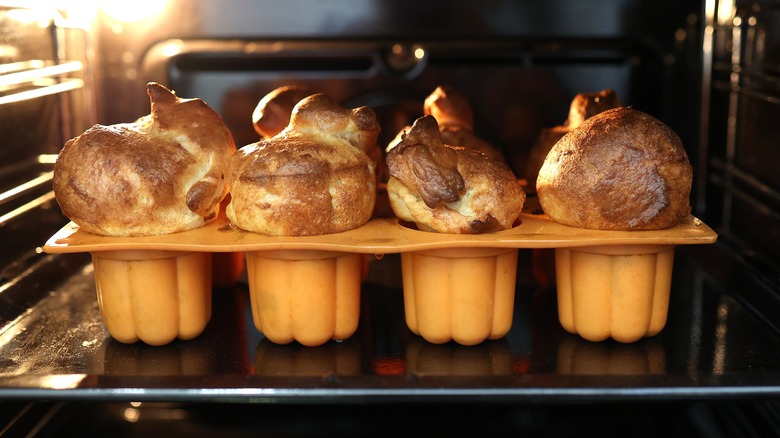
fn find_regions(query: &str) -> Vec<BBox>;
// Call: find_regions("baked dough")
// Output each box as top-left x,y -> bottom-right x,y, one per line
227,93 -> 378,236
388,86 -> 505,162
53,82 -> 236,236
386,115 -> 525,233
253,85 -> 390,217
536,106 -> 692,230
252,85 -> 315,138
525,89 -> 621,193
564,89 -> 622,129
424,86 -> 505,162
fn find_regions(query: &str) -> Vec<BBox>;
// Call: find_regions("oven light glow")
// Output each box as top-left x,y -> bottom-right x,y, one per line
161,40 -> 184,58
38,374 -> 87,389
4,6 -> 57,27
716,0 -> 735,26
123,407 -> 140,423
0,45 -> 19,60
2,1 -> 99,28
38,154 -> 58,164
99,0 -> 168,23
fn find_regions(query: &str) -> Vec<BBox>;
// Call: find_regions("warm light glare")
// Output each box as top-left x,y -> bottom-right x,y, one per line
161,40 -> 184,58
123,407 -> 140,423
39,374 -> 87,389
0,61 -> 82,87
2,1 -> 99,28
716,0 -> 735,26
5,7 -> 55,26
99,0 -> 168,23
0,78 -> 83,105
414,48 -> 426,60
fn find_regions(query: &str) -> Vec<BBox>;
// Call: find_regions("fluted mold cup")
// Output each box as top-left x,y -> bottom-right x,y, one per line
555,244 -> 676,343
91,250 -> 213,346
401,247 -> 518,346
245,250 -> 363,347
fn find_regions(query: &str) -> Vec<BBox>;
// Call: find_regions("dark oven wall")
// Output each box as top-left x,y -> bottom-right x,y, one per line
0,4 -> 95,294
92,0 -> 703,184
701,0 -> 780,315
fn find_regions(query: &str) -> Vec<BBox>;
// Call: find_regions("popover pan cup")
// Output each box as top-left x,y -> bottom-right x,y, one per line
91,250 -> 212,346
554,244 -> 676,343
401,246 -> 519,346
245,249 -> 363,347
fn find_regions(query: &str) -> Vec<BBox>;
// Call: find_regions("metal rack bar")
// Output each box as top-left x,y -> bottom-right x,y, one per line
711,80 -> 780,104
0,61 -> 82,88
710,158 -> 780,205
0,192 -> 56,227
0,172 -> 53,207
0,78 -> 83,106
0,59 -> 84,106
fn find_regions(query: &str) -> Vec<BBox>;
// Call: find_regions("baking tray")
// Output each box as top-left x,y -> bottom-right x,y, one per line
2,206 -> 779,403
42,209 -> 716,254
40,205 -> 720,346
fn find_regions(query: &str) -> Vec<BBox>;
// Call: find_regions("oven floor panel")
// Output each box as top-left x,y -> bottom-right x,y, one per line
0,248 -> 779,403
8,399 -> 779,437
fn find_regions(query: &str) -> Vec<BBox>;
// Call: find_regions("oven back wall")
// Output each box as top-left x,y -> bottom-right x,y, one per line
94,0 -> 702,180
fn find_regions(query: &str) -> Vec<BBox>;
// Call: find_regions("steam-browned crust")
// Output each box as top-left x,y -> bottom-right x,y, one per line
387,86 -> 505,164
524,126 -> 569,192
52,82 -> 236,236
565,89 -> 622,128
423,86 -> 505,162
252,85 -> 315,139
423,85 -> 474,130
386,115 -> 525,234
536,106 -> 692,230
227,93 -> 378,236
525,89 -> 621,193
252,85 -> 389,217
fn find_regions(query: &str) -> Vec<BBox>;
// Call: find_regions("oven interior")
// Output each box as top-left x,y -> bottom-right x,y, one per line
1,0 -> 779,435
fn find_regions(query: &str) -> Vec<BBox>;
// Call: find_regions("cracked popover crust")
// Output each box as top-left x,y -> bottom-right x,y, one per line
536,106 -> 693,230
53,82 -> 236,236
525,89 -> 621,193
227,93 -> 378,236
386,115 -> 525,234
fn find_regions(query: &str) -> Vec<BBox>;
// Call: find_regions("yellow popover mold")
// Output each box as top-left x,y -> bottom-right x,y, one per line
91,250 -> 212,346
44,209 -> 717,346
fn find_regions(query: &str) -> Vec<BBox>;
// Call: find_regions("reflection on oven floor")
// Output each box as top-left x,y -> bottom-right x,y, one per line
2,399 -> 779,437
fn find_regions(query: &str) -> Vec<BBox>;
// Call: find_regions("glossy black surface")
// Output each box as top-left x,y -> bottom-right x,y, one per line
0,242 -> 778,403
4,398 -> 779,437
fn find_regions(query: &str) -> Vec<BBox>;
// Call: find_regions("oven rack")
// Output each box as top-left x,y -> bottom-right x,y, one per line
0,60 -> 84,106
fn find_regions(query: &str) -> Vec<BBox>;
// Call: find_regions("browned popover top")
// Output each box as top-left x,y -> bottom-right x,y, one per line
387,86 -> 505,163
386,115 -> 525,234
525,89 -> 621,193
565,89 -> 622,128
252,85 -> 315,139
423,85 -> 474,130
52,82 -> 236,236
536,106 -> 692,230
423,86 -> 505,162
227,93 -> 378,236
